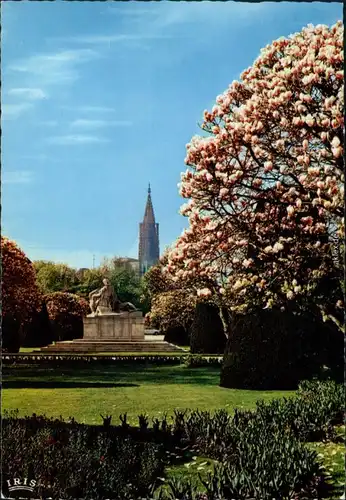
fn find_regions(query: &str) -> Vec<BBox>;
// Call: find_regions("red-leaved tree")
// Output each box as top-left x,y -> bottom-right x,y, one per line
166,22 -> 344,331
1,236 -> 42,351
45,292 -> 90,342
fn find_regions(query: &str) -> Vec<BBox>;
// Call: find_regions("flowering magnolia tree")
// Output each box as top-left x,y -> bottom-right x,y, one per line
166,22 -> 344,331
45,292 -> 90,341
144,250 -> 221,332
2,237 -> 42,324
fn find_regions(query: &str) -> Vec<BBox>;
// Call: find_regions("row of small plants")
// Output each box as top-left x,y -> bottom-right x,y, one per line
2,380 -> 343,499
155,380 -> 344,499
1,353 -> 223,366
2,410 -> 164,500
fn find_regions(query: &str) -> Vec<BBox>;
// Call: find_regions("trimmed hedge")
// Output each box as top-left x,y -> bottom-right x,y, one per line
190,303 -> 226,355
22,302 -> 53,348
221,309 -> 344,389
1,316 -> 25,354
164,325 -> 190,346
1,353 -> 223,367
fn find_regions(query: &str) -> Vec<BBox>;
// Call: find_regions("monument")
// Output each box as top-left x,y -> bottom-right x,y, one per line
39,185 -> 184,353
83,278 -> 145,341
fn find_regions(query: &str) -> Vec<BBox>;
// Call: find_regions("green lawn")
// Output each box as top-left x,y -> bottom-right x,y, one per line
307,425 -> 345,499
2,363 -> 294,425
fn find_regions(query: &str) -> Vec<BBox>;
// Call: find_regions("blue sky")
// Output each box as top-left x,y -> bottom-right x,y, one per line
2,1 -> 342,269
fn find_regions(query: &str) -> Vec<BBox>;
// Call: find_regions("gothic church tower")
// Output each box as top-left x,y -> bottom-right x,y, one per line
138,184 -> 160,276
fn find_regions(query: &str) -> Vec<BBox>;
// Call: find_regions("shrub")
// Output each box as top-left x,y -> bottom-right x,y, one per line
190,303 -> 226,354
161,430 -> 321,499
160,380 -> 343,499
164,325 -> 190,346
183,354 -> 222,368
22,301 -> 53,348
45,292 -> 90,342
1,237 -> 42,352
220,309 -> 344,389
2,413 -> 164,500
1,354 -> 186,366
150,289 -> 196,333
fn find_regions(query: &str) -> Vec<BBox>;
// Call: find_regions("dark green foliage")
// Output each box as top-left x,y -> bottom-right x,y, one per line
164,325 -> 190,346
50,316 -> 84,342
221,309 -> 344,389
200,429 -> 320,500
190,303 -> 226,354
108,266 -> 142,309
2,412 -> 163,500
1,354 -> 186,366
22,302 -> 53,348
157,380 -> 343,499
1,316 -> 24,353
183,354 -> 222,368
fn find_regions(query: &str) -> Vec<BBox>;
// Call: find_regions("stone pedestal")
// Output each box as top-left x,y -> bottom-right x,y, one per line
83,312 -> 145,341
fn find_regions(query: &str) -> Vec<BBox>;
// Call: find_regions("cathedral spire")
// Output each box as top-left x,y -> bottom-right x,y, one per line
139,184 -> 160,276
143,183 -> 155,224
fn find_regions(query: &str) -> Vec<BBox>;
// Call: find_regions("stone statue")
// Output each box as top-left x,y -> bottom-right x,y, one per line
89,278 -> 114,316
89,278 -> 138,316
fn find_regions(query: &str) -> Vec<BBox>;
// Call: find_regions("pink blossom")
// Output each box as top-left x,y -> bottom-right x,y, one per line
206,172 -> 213,182
264,161 -> 273,172
242,258 -> 253,268
169,22 -> 343,329
273,242 -> 284,253
331,136 -> 341,147
220,187 -> 229,198
286,205 -> 295,217
332,146 -> 343,158
197,288 -> 212,298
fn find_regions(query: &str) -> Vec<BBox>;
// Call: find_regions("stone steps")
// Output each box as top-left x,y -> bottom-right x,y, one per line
40,341 -> 186,353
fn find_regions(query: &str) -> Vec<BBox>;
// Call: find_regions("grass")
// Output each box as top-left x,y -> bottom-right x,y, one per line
2,363 -> 294,425
3,362 -> 343,497
307,425 -> 345,499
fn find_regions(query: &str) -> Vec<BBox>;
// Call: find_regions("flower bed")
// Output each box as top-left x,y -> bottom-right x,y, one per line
2,380 -> 343,499
1,353 -> 223,366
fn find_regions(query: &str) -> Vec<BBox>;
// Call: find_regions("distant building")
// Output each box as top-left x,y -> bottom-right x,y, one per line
116,257 -> 140,274
138,184 -> 160,276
